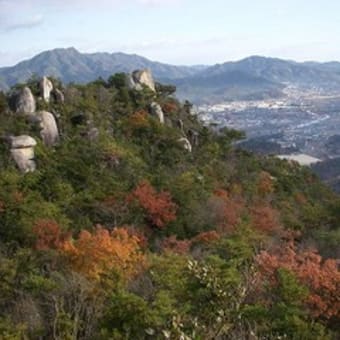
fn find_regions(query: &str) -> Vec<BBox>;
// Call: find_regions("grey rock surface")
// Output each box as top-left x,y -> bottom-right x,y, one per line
10,135 -> 37,172
132,69 -> 156,92
40,77 -> 53,102
37,111 -> 59,146
150,102 -> 165,124
15,87 -> 36,114
178,137 -> 192,152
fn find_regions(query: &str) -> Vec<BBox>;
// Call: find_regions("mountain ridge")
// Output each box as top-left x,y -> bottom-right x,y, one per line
2,48 -> 340,103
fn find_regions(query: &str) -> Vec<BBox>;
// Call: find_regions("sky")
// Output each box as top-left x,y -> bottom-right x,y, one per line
1,0 -> 340,67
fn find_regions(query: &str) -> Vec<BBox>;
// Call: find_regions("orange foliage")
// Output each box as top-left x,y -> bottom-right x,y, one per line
162,236 -> 191,255
128,110 -> 150,129
32,219 -> 69,251
62,226 -> 145,280
257,241 -> 340,319
250,204 -> 281,234
130,180 -> 177,228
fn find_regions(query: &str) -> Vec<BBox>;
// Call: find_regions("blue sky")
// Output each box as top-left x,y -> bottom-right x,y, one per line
1,0 -> 340,67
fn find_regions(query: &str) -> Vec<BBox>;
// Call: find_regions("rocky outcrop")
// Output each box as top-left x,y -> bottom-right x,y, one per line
15,87 -> 36,114
10,135 -> 37,173
150,102 -> 165,124
37,111 -> 59,146
188,129 -> 199,147
128,69 -> 156,92
178,137 -> 192,153
40,77 -> 53,103
53,88 -> 65,103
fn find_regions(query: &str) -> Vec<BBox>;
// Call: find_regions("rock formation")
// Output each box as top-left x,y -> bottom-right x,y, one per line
15,87 -> 36,114
150,102 -> 165,124
128,69 -> 156,92
53,89 -> 65,104
10,136 -> 37,173
188,129 -> 199,147
40,77 -> 54,103
37,111 -> 59,146
178,137 -> 192,153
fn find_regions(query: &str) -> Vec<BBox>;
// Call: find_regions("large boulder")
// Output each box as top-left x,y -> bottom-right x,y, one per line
37,111 -> 59,146
40,77 -> 54,103
9,135 -> 37,173
178,137 -> 192,153
131,69 -> 156,92
150,102 -> 165,124
15,87 -> 36,114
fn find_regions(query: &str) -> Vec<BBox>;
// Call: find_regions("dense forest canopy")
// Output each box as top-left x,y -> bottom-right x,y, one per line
0,72 -> 339,339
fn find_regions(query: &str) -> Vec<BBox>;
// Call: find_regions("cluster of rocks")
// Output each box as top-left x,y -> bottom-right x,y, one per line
8,77 -> 63,172
5,70 -> 197,172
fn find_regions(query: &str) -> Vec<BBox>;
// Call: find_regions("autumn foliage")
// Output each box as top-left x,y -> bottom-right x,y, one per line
208,189 -> 244,233
129,180 -> 177,228
127,110 -> 150,129
161,235 -> 191,254
257,241 -> 340,320
250,204 -> 281,234
62,226 -> 145,280
33,219 -> 69,251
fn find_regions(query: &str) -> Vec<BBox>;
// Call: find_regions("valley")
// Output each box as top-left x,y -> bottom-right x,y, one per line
198,88 -> 340,191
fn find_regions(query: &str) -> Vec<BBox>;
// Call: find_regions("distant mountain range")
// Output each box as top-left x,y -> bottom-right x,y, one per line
2,47 -> 340,103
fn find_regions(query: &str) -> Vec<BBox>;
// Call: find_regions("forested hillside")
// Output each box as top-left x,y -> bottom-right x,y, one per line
0,72 -> 339,339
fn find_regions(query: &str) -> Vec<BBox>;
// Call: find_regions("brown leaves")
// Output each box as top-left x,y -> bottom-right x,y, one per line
129,180 -> 177,229
33,219 -> 69,251
257,241 -> 340,319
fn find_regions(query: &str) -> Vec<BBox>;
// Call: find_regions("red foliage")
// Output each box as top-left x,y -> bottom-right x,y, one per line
250,204 -> 281,234
257,241 -> 340,319
193,231 -> 221,244
161,236 -> 191,255
209,189 -> 244,233
161,101 -> 179,114
129,180 -> 177,228
32,219 -> 69,251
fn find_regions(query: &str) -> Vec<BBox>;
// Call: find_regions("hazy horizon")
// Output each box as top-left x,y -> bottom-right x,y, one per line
1,0 -> 340,67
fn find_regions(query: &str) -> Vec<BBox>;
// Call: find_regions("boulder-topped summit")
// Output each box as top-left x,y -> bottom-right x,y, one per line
127,69 -> 156,92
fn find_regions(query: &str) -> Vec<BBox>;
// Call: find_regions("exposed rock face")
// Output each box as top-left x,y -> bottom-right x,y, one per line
53,89 -> 65,103
37,111 -> 59,146
177,119 -> 184,133
130,69 -> 156,92
150,102 -> 165,124
10,135 -> 37,173
126,74 -> 142,91
178,137 -> 192,153
15,87 -> 36,114
188,129 -> 199,147
40,77 -> 53,102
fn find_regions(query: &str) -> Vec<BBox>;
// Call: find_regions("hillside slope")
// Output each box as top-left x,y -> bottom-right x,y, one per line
0,73 -> 338,339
